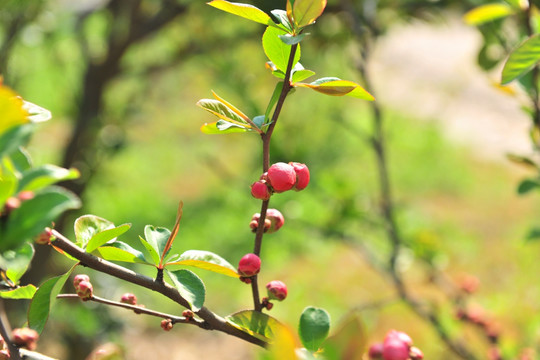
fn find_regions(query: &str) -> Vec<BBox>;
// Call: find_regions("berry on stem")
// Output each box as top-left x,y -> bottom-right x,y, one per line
266,280 -> 287,301
382,330 -> 413,360
267,162 -> 296,193
251,180 -> 271,200
73,274 -> 90,289
289,162 -> 310,191
76,280 -> 93,301
368,342 -> 384,359
12,328 -> 39,351
237,253 -> 261,277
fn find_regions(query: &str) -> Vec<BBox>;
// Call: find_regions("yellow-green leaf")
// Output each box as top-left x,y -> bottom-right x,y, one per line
208,0 -> 274,26
226,310 -> 287,343
260,325 -> 299,360
322,312 -> 366,360
463,4 -> 514,25
502,34 -> 540,84
293,0 -> 327,28
296,78 -> 374,100
0,85 -> 29,135
166,250 -> 239,278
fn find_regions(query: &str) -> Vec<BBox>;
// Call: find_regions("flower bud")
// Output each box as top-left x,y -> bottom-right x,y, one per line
73,274 -> 90,289
161,319 -> 173,331
267,162 -> 296,193
17,191 -> 34,201
4,197 -> 20,213
249,214 -> 271,233
182,310 -> 194,319
368,342 -> 384,359
35,228 -> 54,245
289,162 -> 310,191
382,330 -> 412,360
265,209 -> 284,233
384,330 -> 413,348
251,180 -> 271,200
266,280 -> 287,301
76,280 -> 93,301
12,328 -> 39,350
0,349 -> 9,360
237,253 -> 261,277
409,346 -> 424,360
120,293 -> 137,305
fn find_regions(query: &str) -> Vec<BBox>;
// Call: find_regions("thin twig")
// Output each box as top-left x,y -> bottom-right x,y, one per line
0,299 -> 21,360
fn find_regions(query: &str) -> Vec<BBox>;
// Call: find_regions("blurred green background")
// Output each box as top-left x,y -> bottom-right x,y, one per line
3,0 -> 540,359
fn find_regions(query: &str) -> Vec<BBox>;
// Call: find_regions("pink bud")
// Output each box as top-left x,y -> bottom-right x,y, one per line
17,191 -> 34,201
267,162 -> 296,193
12,328 -> 39,350
382,339 -> 410,360
237,253 -> 261,277
73,274 -> 90,289
182,310 -> 194,319
384,330 -> 413,348
409,347 -> 424,360
35,228 -> 54,245
249,213 -> 271,233
266,209 -> 284,233
289,162 -> 310,191
161,319 -> 173,331
76,280 -> 93,301
368,342 -> 384,359
266,280 -> 287,301
120,293 -> 137,305
4,197 -> 21,212
0,349 -> 9,360
251,180 -> 271,200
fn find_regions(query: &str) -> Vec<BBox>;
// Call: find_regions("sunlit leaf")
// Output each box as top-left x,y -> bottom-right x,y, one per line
517,178 -> 540,195
296,78 -> 374,100
97,241 -> 149,264
23,100 -> 52,123
227,310 -> 286,343
0,85 -> 29,135
166,250 -> 238,277
293,0 -> 327,28
502,34 -> 540,84
197,99 -> 252,129
260,325 -> 299,360
279,33 -> 306,45
2,243 -> 34,284
140,225 -> 171,266
74,215 -> 114,249
18,165 -> 80,192
263,26 -> 301,73
0,284 -> 37,299
322,312 -> 366,360
166,269 -> 205,311
463,3 -> 514,25
271,9 -> 294,32
265,82 -> 284,120
292,69 -> 315,83
86,224 -> 131,253
208,0 -> 275,26
2,187 -> 81,252
298,306 -> 331,353
28,265 -> 76,334
200,121 -> 249,134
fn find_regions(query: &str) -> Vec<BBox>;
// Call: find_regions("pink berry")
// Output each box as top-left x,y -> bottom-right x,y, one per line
249,213 -> 271,232
266,280 -> 287,301
251,180 -> 271,200
368,342 -> 384,359
121,293 -> 137,305
76,280 -> 93,301
382,339 -> 410,360
237,253 -> 261,277
409,346 -> 424,360
384,330 -> 413,348
289,162 -> 310,191
267,162 -> 296,193
73,274 -> 90,289
266,209 -> 284,233
12,328 -> 39,350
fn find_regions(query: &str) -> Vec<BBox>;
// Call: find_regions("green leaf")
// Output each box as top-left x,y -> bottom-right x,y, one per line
2,187 -> 81,252
86,224 -> 131,253
18,165 -> 80,192
265,82 -> 284,120
292,0 -> 327,28
296,78 -> 375,100
271,9 -> 294,32
226,310 -> 286,343
200,121 -> 249,134
463,4 -> 514,25
0,284 -> 37,299
28,265 -> 76,334
517,178 -> 540,195
502,34 -> 540,85
197,98 -> 253,132
97,241 -> 149,264
263,26 -> 301,73
279,33 -> 306,45
298,306 -> 331,353
140,225 -> 171,266
0,124 -> 33,159
166,269 -> 205,311
208,0 -> 275,26
525,227 -> 540,242
292,69 -> 315,83
253,115 -> 266,129
74,215 -> 114,249
166,250 -> 239,277
2,243 -> 35,284
0,159 -> 18,207
322,312 -> 366,360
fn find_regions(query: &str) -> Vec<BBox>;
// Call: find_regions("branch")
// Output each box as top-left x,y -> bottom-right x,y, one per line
49,230 -> 266,348
0,299 -> 21,360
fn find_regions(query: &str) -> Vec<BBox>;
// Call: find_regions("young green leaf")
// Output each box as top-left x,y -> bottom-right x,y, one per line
271,9 -> 294,32
292,0 -> 327,28
265,82 -> 284,120
208,0 -> 275,27
502,34 -> 540,85
0,284 -> 37,299
166,250 -> 238,277
2,242 -> 35,284
298,306 -> 331,353
263,26 -> 301,73
86,223 -> 131,253
463,3 -> 514,25
322,312 -> 366,360
200,121 -> 250,134
159,202 -> 183,268
226,310 -> 287,342
0,124 -> 33,160
295,77 -> 375,100
97,241 -> 149,265
279,33 -> 306,46
166,269 -> 205,311
140,226 -> 171,266
292,69 -> 315,83
18,165 -> 80,192
197,99 -> 251,127
74,215 -> 114,249
517,178 -> 540,195
2,187 -> 81,252
28,265 -> 76,334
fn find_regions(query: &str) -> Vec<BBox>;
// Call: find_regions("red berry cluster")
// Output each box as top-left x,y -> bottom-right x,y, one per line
368,330 -> 423,360
251,162 -> 310,200
249,209 -> 284,234
73,274 -> 93,301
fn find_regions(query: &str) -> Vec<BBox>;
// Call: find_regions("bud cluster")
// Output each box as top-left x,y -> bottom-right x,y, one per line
1,191 -> 34,217
249,209 -> 284,234
12,328 -> 39,351
120,293 -> 137,305
251,162 -> 310,200
161,319 -> 173,331
368,330 -> 423,360
73,274 -> 93,301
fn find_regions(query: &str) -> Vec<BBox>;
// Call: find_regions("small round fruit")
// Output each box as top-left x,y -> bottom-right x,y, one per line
289,162 -> 310,191
267,163 -> 296,193
238,253 -> 261,277
266,280 -> 287,301
251,180 -> 271,200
